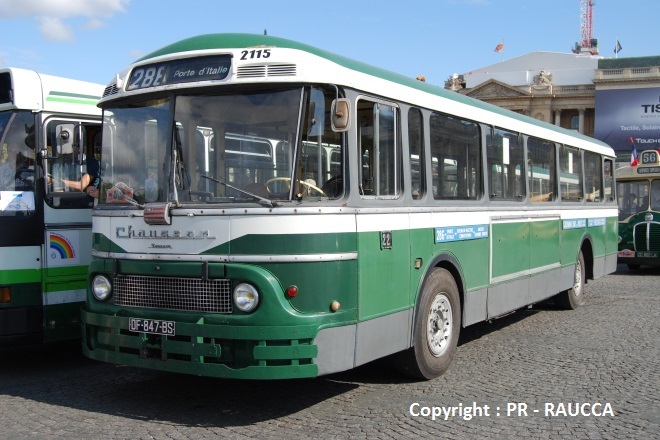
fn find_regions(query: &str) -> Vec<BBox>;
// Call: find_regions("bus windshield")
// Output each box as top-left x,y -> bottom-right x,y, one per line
0,110 -> 36,216
99,85 -> 343,205
617,180 -> 650,220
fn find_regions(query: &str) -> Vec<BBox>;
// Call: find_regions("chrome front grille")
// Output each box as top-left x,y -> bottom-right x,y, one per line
633,222 -> 660,251
114,275 -> 232,313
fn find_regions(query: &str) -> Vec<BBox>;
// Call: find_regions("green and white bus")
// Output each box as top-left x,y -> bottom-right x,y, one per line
616,149 -> 660,269
0,68 -> 103,345
82,34 -> 618,380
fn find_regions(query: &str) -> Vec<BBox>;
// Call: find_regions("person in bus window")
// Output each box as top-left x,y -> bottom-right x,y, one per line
638,193 -> 649,212
652,187 -> 660,211
61,144 -> 101,197
624,193 -> 638,214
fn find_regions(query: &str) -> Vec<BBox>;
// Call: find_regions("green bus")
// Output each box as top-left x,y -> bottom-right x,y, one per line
81,34 -> 618,379
616,149 -> 660,269
0,68 -> 102,345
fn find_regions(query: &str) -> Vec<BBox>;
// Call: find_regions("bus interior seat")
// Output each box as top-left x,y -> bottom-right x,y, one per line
321,175 -> 342,198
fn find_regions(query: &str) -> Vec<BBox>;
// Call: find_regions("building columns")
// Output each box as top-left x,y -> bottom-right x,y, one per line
578,108 -> 585,134
554,109 -> 561,126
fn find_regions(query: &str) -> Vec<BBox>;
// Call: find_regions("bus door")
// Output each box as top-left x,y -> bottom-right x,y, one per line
526,138 -> 561,303
0,111 -> 42,345
486,128 -> 531,316
42,117 -> 101,341
355,99 -> 410,362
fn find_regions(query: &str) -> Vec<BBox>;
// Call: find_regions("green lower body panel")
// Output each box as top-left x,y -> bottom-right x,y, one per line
44,302 -> 84,342
82,308 -> 320,379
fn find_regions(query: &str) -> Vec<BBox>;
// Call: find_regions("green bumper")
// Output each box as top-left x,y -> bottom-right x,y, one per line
82,308 -> 320,379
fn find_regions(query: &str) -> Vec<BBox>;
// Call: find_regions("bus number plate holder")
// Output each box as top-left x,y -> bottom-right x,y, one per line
129,318 -> 176,336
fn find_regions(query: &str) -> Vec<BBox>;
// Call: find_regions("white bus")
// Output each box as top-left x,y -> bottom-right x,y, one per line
82,34 -> 618,379
0,68 -> 103,345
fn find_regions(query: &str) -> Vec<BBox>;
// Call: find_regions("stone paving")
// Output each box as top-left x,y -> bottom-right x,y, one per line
1,264 -> 659,439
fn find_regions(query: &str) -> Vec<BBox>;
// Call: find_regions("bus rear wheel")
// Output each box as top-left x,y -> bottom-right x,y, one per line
557,250 -> 585,310
398,268 -> 460,380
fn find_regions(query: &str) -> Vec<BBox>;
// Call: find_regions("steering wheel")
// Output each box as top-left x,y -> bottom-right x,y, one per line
265,177 -> 326,197
15,167 -> 35,187
266,177 -> 291,191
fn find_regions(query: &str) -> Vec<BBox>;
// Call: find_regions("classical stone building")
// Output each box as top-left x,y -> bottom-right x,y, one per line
447,52 -> 598,136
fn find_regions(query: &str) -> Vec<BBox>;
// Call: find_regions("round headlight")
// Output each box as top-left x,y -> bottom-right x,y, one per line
92,275 -> 112,301
233,283 -> 259,312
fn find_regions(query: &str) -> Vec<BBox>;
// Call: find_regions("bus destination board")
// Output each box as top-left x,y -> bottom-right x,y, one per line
127,55 -> 232,91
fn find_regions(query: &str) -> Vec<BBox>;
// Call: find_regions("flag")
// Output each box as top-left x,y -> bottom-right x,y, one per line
630,140 -> 639,166
494,42 -> 504,53
614,40 -> 622,54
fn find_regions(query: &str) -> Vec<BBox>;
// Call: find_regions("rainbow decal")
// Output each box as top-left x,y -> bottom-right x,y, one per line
49,233 -> 76,259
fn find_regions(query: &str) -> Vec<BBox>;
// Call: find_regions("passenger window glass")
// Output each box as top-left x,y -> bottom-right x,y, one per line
560,146 -> 583,202
358,99 -> 399,198
617,180 -> 649,220
584,151 -> 603,202
527,137 -> 556,202
0,111 -> 35,216
408,108 -> 424,200
296,87 -> 344,199
651,180 -> 660,211
487,128 -> 524,200
430,112 -> 481,200
604,159 -> 615,202
45,119 -> 102,208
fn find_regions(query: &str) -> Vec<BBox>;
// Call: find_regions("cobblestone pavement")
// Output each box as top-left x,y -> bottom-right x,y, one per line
2,264 -> 659,439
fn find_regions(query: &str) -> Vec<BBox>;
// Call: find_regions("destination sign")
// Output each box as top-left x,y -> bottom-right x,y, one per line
435,224 -> 488,243
127,55 -> 232,91
637,166 -> 660,174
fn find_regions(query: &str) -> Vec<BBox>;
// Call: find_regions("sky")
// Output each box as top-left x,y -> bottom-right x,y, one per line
0,0 -> 658,88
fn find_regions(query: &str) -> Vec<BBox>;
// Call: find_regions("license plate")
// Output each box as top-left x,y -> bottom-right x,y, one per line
637,252 -> 658,258
129,318 -> 176,336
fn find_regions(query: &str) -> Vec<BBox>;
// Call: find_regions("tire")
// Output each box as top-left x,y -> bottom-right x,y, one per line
397,268 -> 461,380
557,250 -> 585,310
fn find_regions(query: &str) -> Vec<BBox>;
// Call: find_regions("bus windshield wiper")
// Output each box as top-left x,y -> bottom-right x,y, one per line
200,174 -> 275,207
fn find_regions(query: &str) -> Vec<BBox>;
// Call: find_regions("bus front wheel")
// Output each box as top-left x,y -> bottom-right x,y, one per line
557,250 -> 585,310
398,268 -> 461,380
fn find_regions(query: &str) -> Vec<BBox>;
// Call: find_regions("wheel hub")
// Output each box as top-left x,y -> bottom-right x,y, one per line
427,294 -> 453,357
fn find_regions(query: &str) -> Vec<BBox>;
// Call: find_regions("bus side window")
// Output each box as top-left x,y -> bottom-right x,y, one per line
358,109 -> 374,195
408,107 -> 424,200
559,146 -> 583,202
487,127 -> 524,200
584,151 -> 603,202
652,180 -> 660,211
604,159 -> 615,202
527,137 -> 556,202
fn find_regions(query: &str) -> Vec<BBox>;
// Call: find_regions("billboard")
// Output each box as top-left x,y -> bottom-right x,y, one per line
595,87 -> 660,160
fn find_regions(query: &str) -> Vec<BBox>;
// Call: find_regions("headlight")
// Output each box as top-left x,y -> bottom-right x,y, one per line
233,283 -> 259,312
92,275 -> 112,301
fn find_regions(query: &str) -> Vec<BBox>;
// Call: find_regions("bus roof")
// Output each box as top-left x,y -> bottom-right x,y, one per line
118,33 -> 613,156
0,67 -> 103,115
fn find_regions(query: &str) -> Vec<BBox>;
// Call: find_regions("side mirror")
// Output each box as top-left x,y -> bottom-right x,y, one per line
331,98 -> 351,132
